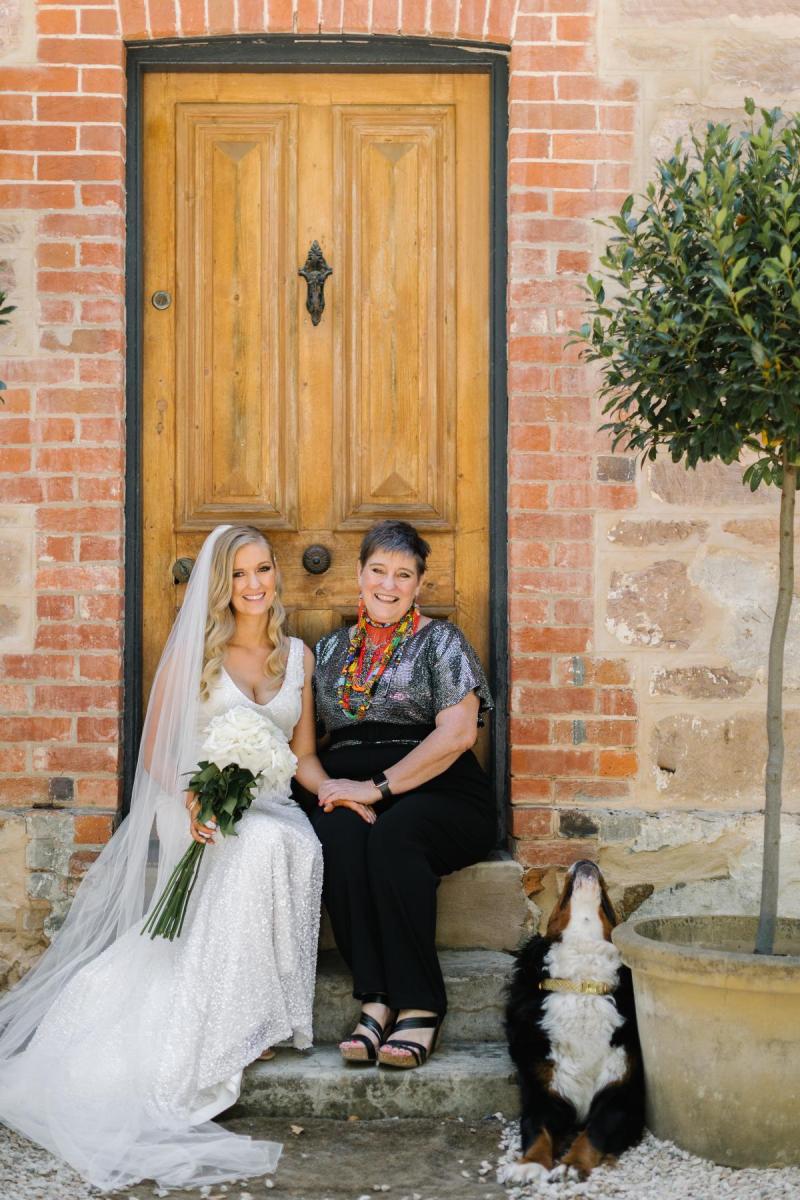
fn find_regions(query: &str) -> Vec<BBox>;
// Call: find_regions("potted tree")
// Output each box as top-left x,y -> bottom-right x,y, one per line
577,100 -> 800,1168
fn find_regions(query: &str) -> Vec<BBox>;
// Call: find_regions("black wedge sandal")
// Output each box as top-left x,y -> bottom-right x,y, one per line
338,994 -> 395,1064
377,1013 -> 444,1070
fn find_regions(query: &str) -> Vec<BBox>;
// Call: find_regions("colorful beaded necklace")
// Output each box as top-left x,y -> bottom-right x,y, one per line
336,599 -> 421,721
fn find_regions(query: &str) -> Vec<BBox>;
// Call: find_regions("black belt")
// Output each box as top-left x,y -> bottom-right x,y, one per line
326,722 -> 435,748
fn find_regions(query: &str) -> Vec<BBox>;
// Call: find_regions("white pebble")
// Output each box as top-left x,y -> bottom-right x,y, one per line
492,1120 -> 800,1200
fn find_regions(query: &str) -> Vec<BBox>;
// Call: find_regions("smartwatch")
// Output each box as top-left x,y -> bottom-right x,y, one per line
371,771 -> 393,801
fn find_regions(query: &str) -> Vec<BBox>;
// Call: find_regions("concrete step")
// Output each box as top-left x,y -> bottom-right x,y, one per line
238,1043 -> 518,1120
313,948 -> 513,1043
320,856 -> 538,952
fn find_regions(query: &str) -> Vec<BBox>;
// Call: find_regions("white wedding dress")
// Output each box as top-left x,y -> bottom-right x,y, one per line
0,636 -> 322,1191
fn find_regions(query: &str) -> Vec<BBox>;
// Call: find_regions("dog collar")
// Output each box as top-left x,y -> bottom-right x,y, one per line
539,978 -> 614,996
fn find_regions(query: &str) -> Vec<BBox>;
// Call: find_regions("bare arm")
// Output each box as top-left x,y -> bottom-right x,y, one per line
317,690 -> 480,811
141,654 -> 212,843
142,662 -> 169,778
294,644 -> 375,824
291,646 -> 327,792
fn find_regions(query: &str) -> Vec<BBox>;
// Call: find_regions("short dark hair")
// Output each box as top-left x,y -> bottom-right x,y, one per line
359,520 -> 430,576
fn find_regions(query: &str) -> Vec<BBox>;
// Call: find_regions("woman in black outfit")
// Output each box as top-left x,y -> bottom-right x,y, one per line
300,520 -> 495,1069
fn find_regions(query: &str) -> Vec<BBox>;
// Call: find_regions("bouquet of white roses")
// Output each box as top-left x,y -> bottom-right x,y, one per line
142,706 -> 298,941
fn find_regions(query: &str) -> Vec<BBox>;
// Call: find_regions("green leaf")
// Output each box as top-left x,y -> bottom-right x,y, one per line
572,99 -> 800,490
729,257 -> 748,284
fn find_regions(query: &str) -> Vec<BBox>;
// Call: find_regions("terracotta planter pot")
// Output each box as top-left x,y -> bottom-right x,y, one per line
612,914 -> 800,1167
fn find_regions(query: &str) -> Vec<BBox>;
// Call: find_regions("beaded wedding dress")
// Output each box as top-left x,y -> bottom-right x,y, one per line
0,634 -> 322,1192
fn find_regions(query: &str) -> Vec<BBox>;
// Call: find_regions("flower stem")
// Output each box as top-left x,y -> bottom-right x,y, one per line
142,842 -> 205,941
175,847 -> 205,939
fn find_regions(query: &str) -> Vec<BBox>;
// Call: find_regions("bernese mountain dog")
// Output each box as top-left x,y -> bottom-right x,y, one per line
503,859 -> 645,1184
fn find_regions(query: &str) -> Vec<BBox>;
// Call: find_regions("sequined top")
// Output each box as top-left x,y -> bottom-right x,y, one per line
313,618 -> 493,738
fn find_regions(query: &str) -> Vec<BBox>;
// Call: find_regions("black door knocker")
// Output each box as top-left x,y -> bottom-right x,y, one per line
298,241 -> 332,326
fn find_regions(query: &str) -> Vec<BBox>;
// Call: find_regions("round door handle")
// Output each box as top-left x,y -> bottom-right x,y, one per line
172,556 -> 195,584
302,544 -> 332,575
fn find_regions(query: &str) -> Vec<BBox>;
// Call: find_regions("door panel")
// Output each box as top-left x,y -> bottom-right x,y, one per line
142,72 -> 490,714
333,106 -> 456,529
176,104 -> 298,529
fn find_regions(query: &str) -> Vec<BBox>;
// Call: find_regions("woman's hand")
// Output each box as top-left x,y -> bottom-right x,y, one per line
320,797 -> 377,825
318,779 -> 380,822
185,792 -> 217,845
318,778 -> 380,809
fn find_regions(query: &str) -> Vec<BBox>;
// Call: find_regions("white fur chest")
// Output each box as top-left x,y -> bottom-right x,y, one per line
538,938 -> 627,1121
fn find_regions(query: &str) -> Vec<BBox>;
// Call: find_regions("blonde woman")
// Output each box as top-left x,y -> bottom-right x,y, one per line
0,525 -> 339,1191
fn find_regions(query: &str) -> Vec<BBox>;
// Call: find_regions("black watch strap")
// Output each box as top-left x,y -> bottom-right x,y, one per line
372,771 -> 393,800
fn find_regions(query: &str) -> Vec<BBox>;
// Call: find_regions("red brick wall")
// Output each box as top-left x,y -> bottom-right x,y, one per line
0,0 -> 638,914
504,9 -> 638,868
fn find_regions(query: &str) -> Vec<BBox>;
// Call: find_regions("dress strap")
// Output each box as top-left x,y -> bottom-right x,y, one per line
287,636 -> 304,690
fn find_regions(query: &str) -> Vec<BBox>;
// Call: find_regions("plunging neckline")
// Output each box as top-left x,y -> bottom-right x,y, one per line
221,654 -> 289,709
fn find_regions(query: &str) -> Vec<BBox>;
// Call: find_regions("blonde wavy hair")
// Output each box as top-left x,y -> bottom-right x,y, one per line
200,525 -> 289,700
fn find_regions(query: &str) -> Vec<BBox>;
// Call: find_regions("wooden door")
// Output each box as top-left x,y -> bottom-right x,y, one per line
141,71 -> 491,704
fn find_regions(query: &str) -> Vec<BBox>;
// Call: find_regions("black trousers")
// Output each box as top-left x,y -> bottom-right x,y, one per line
308,736 -> 495,1015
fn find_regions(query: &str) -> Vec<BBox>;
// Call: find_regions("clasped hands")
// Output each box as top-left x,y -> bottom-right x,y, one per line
184,780 -> 384,836
317,777 -> 382,825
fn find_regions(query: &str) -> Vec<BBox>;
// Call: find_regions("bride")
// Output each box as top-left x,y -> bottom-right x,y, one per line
0,524 -> 366,1191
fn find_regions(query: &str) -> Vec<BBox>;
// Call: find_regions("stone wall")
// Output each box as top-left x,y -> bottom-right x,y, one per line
0,0 -> 799,974
522,0 -> 800,926
547,461 -> 800,927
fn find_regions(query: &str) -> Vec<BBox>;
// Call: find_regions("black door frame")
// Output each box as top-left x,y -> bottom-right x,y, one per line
124,35 -> 509,844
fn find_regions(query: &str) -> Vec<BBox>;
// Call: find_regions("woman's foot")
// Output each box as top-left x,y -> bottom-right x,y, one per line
377,1009 -> 443,1069
249,1046 -> 276,1064
339,997 -> 395,1063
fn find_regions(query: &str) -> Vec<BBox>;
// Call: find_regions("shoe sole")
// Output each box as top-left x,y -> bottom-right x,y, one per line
339,1044 -> 376,1064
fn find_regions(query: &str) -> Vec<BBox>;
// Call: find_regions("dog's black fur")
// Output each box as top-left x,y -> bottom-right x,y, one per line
504,862 -> 645,1179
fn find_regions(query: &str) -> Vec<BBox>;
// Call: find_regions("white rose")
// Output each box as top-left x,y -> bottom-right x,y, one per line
201,706 -> 297,789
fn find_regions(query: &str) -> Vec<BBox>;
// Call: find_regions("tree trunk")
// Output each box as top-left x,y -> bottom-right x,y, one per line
755,451 -> 796,955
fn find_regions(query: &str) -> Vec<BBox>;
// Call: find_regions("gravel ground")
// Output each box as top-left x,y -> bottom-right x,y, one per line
496,1121 -> 800,1199
1,1116 -> 799,1200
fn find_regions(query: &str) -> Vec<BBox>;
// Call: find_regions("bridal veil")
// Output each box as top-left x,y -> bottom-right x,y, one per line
0,525 -> 283,1190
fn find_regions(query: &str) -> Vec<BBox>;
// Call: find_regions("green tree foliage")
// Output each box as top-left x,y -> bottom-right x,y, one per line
576,100 -> 800,954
